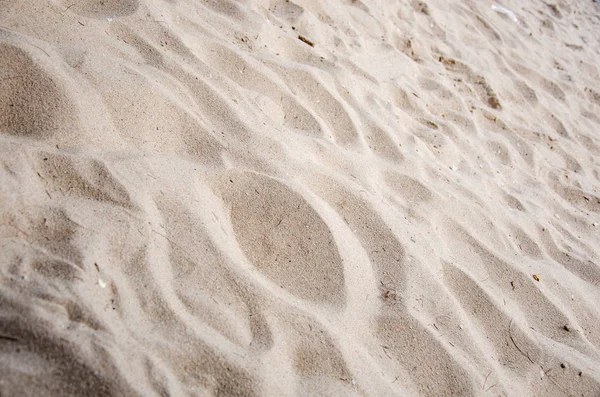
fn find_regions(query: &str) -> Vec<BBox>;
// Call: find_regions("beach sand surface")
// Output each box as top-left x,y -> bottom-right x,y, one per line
1,0 -> 600,395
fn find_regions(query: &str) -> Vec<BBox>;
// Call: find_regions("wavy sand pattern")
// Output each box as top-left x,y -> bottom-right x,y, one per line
1,0 -> 600,395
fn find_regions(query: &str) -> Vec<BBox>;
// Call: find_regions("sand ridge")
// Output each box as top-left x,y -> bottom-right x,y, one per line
1,0 -> 600,395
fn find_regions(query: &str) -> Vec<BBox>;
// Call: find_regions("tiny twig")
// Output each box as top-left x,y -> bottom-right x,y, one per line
506,322 -> 571,395
542,366 -> 571,397
0,334 -> 19,342
151,229 -> 198,267
485,383 -> 497,392
482,370 -> 491,390
508,318 -> 535,364
152,229 -> 183,251
298,35 -> 315,47
30,43 -> 50,57
2,222 -> 30,238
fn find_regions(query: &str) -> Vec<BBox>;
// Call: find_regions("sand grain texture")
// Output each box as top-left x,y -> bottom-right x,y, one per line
1,0 -> 600,395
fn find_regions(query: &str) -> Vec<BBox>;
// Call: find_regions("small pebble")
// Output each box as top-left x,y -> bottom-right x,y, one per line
560,363 -> 567,369
579,371 -> 583,377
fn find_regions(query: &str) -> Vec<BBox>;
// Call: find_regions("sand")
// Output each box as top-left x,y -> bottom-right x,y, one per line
1,0 -> 600,395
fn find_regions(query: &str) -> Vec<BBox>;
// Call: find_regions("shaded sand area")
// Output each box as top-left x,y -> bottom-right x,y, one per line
1,0 -> 600,395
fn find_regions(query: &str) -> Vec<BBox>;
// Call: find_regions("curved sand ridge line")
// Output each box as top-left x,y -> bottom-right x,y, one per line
1,0 -> 600,395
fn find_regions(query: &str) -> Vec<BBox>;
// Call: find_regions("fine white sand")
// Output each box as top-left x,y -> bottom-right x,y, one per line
1,0 -> 600,395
